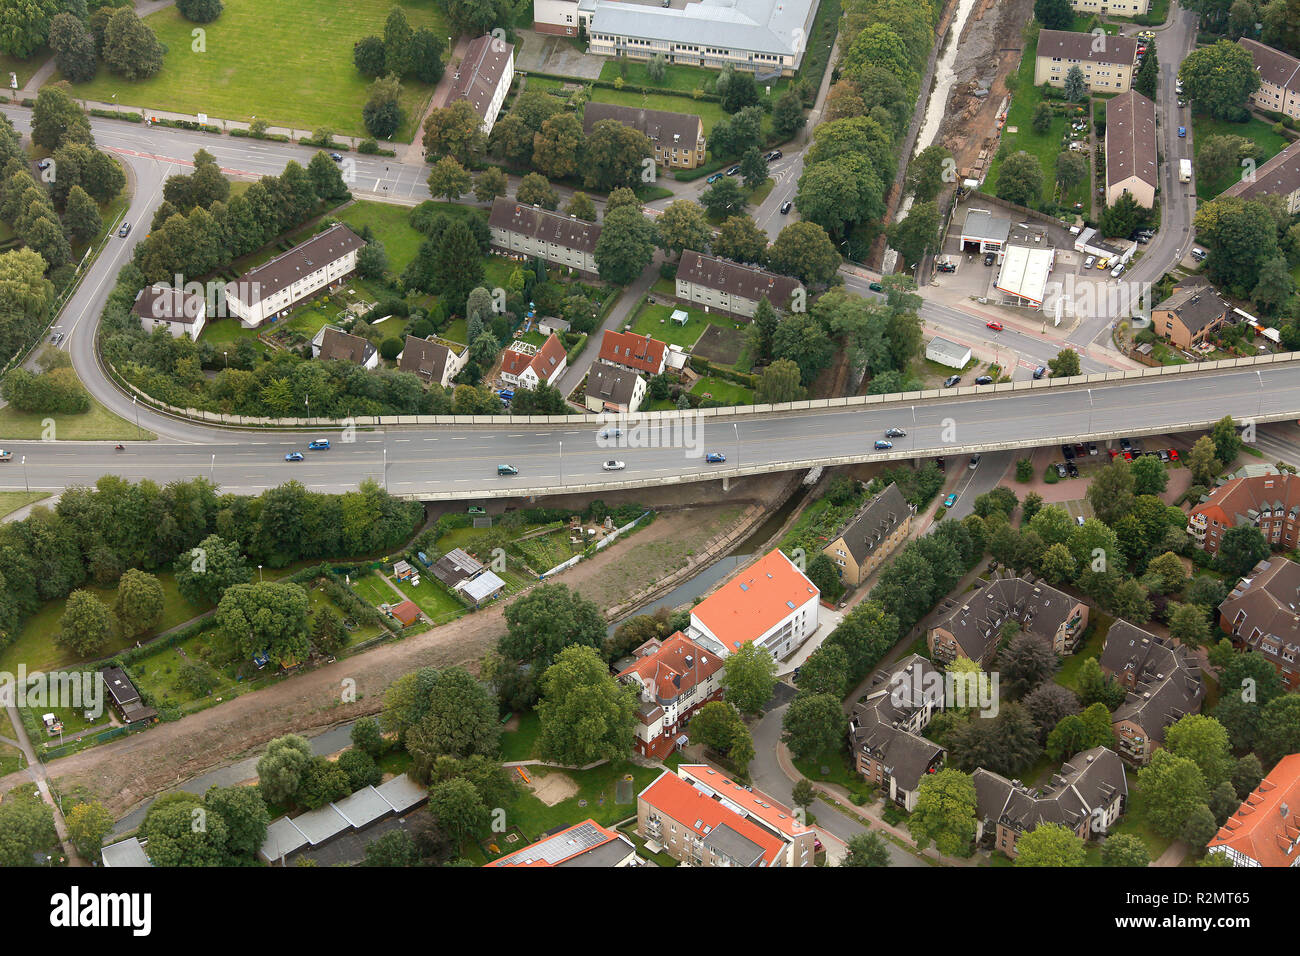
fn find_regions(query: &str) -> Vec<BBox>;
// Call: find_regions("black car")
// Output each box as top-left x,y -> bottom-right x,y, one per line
1120,437 -> 1132,452
984,252 -> 996,266
725,165 -> 741,176
766,150 -> 783,161
975,375 -> 993,385
780,200 -> 792,214
884,427 -> 906,438
1067,461 -> 1079,478
1062,444 -> 1075,460
943,375 -> 961,387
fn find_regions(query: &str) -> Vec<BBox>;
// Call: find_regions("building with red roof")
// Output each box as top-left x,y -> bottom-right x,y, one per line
598,329 -> 667,376
389,600 -> 421,627
637,769 -> 791,867
617,632 -> 724,759
689,549 -> 820,660
1207,753 -> 1300,866
485,819 -> 639,867
500,333 -> 568,390
676,764 -> 816,866
1187,470 -> 1300,556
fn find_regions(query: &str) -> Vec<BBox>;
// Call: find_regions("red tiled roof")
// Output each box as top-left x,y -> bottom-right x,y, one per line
639,770 -> 784,866
599,329 -> 666,375
691,549 -> 819,651
1191,472 -> 1300,539
390,600 -> 420,626
676,765 -> 804,838
1208,753 -> 1300,866
617,632 -> 722,703
502,334 -> 566,384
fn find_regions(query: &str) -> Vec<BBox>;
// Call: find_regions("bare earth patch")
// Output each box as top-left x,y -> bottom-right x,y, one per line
528,770 -> 580,807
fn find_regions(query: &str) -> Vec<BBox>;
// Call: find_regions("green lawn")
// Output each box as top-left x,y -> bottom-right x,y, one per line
1055,612 -> 1112,692
598,59 -> 791,99
629,301 -> 729,349
0,742 -> 24,777
1192,113 -> 1292,200
0,395 -> 156,441
131,628 -> 243,707
61,0 -> 445,139
1110,768 -> 1174,861
393,574 -> 466,624
500,710 -> 541,762
338,200 -> 427,273
793,750 -> 876,804
349,570 -> 402,609
498,760 -> 665,840
525,76 -> 733,137
0,490 -> 50,518
690,375 -> 752,405
199,317 -> 271,355
442,318 -> 468,345
0,49 -> 47,90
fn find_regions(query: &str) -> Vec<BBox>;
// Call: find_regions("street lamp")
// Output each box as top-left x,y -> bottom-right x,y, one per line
1087,388 -> 1094,433
733,422 -> 740,466
223,350 -> 228,368
382,446 -> 387,491
210,453 -> 215,483
132,393 -> 140,432
21,455 -> 28,494
305,395 -> 310,419
558,440 -> 564,484
258,564 -> 263,582
1256,370 -> 1264,418
911,405 -> 917,453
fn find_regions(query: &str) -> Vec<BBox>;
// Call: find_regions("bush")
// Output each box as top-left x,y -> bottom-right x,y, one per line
2,367 -> 91,414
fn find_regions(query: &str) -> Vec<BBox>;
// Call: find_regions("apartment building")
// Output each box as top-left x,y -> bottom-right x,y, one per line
1207,753 -> 1300,866
582,102 -> 706,170
1033,29 -> 1139,93
132,283 -> 207,339
688,548 -> 820,660
397,335 -> 468,388
676,764 -> 816,867
486,819 -> 639,866
821,483 -> 914,589
1099,621 -> 1205,764
1105,89 -> 1158,208
446,33 -> 515,135
675,250 -> 802,318
1218,557 -> 1300,692
1188,471 -> 1300,557
928,575 -> 1089,668
1150,281 -> 1230,350
488,197 -> 601,276
1222,139 -> 1300,215
1239,38 -> 1300,122
1070,0 -> 1149,14
225,224 -> 366,327
617,632 -> 725,759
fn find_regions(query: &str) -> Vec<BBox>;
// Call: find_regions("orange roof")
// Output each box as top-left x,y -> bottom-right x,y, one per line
486,819 -> 627,867
1208,752 -> 1300,866
639,770 -> 784,866
677,765 -> 804,838
599,329 -> 667,375
617,632 -> 723,703
390,600 -> 420,626
691,549 -> 819,651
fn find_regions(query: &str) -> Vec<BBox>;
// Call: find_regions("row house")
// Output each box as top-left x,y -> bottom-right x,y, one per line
488,197 -> 601,277
688,548 -> 820,661
1207,753 -> 1300,866
446,33 -> 515,136
821,483 -> 914,589
225,224 -> 365,327
674,251 -> 802,319
1222,138 -> 1300,215
1105,89 -> 1158,208
1239,38 -> 1300,123
617,632 -> 724,759
1099,621 -> 1205,765
928,575 -> 1088,669
1033,29 -> 1138,94
1188,471 -> 1300,557
1218,557 -> 1300,691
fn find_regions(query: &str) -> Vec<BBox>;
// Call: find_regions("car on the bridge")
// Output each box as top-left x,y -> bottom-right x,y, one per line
284,452 -> 304,461
705,452 -> 726,463
780,200 -> 792,214
986,321 -> 1003,331
869,281 -> 883,292
943,375 -> 961,387
308,439 -> 330,450
885,427 -> 906,438
599,426 -> 623,439
975,375 -> 993,385
602,460 -> 626,471
943,493 -> 957,508
706,172 -> 724,184
118,221 -> 131,238
874,440 -> 893,450
497,464 -> 519,476
1178,126 -> 1186,137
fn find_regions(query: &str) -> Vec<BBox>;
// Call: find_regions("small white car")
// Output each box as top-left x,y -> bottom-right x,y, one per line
1083,256 -> 1095,270
602,460 -> 626,471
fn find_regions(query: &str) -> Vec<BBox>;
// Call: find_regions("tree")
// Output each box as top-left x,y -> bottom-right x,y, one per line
428,776 -> 488,843
1130,454 -> 1168,497
888,200 -> 940,268
689,700 -> 749,754
113,568 -> 163,638
995,151 -> 1044,207
362,74 -> 405,140
173,533 -> 250,606
204,785 -> 269,859
364,828 -> 420,866
382,6 -> 413,77
1101,832 -> 1151,867
767,221 -> 840,287
177,0 -> 223,23
1166,714 -> 1233,788
1181,803 -> 1219,847
356,240 -> 389,282
772,87 -> 807,139
1257,693 -> 1300,766
1048,348 -> 1080,378
421,100 -> 485,164
31,85 -> 91,151
409,27 -> 445,84
515,171 -> 558,210
791,778 -> 817,811
1194,196 -> 1282,293
354,35 -> 387,78
296,756 -> 350,810
1023,682 -> 1081,743
256,734 -> 313,805
1188,435 -> 1220,487
1076,656 -> 1127,710
1063,65 -> 1087,103
48,12 -> 97,83
721,642 -> 777,714
1031,101 -> 1052,134
426,156 -> 470,203
0,790 -> 57,867
1015,822 -> 1086,866
138,793 -> 230,866
1210,415 -> 1243,466
216,581 -> 311,668
1168,603 -> 1212,647
337,747 -> 382,790
1055,151 -> 1088,191
1252,255 -> 1294,315
1034,0 -> 1074,29
1232,753 -> 1264,798
1134,37 -> 1159,99
406,666 -> 500,762
532,112 -> 584,179
740,147 -> 768,190
351,716 -> 386,758
906,144 -> 953,203
1217,525 -> 1269,578
0,0 -> 60,58
754,357 -> 807,405
646,52 -> 667,84
1179,40 -> 1260,119
101,7 -> 163,79
536,645 -> 637,765
909,768 -> 977,857
594,205 -> 657,286
501,582 -> 604,665
841,831 -> 891,866
564,190 -> 596,222
772,313 -> 834,386
1136,749 -> 1209,839
62,184 -> 101,244
656,200 -> 711,258
1087,459 -> 1136,528
701,176 -> 748,220
998,633 -> 1059,699
781,692 -> 845,761
65,800 -> 114,860
56,589 -> 114,655
1209,779 -> 1240,825
581,119 -> 652,192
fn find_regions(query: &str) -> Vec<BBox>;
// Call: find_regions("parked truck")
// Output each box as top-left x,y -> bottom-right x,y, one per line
1179,159 -> 1192,183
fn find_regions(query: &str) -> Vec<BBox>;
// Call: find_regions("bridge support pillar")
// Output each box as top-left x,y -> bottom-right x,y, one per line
722,476 -> 730,493
913,456 -> 922,468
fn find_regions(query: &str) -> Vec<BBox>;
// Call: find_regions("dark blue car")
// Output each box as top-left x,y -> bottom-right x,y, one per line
284,452 -> 304,462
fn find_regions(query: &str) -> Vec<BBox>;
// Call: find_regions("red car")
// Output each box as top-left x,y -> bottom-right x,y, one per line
1108,449 -> 1119,459
1168,448 -> 1180,462
986,321 -> 1003,331
1123,450 -> 1133,460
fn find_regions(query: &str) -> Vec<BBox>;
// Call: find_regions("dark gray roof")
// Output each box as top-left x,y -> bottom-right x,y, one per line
431,548 -> 483,589
448,33 -> 514,124
960,209 -> 1011,245
556,836 -> 635,867
101,666 -> 140,707
233,224 -> 365,306
1106,89 -> 1157,189
1036,29 -> 1138,67
831,483 -> 911,565
930,576 -> 1080,664
974,746 -> 1127,835
1239,37 -> 1300,93
1153,285 -> 1229,335
399,335 -> 453,382
848,655 -> 947,792
1102,622 -> 1204,742
1219,558 -> 1300,673
585,362 -> 643,407
701,821 -> 767,867
1223,138 -> 1300,203
582,102 -> 703,148
489,196 -> 601,252
318,326 -> 376,365
676,251 -> 802,306
132,283 -> 205,322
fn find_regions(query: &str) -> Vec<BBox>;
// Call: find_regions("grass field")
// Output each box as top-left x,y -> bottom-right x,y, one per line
198,317 -> 271,355
598,59 -> 792,98
500,710 -> 541,762
524,76 -> 732,137
1192,114 -> 1292,200
0,50 -> 47,90
61,0 -> 446,139
338,200 -> 427,273
629,302 -> 718,348
0,395 -> 156,441
393,574 -> 466,623
690,375 -> 752,405
0,490 -> 50,518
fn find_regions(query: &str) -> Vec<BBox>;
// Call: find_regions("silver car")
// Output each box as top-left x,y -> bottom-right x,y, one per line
602,460 -> 626,471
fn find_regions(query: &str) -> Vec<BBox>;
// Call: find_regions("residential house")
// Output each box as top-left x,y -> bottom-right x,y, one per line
312,325 -> 378,369
821,483 -> 914,589
499,333 -> 567,389
225,224 -> 366,327
1218,557 -> 1300,691
928,575 -> 1089,668
1239,38 -> 1300,123
676,764 -> 816,867
1033,29 -> 1139,94
636,769 -> 787,868
535,0 -> 820,76
486,819 -> 640,866
446,33 -> 515,135
488,197 -> 601,276
132,283 -> 207,339
1222,138 -> 1300,215
597,329 -> 667,376
847,655 -> 947,811
1188,471 -> 1300,557
1150,281 -> 1230,350
398,335 -> 468,388
674,251 -> 802,318
1099,621 -> 1204,764
617,632 -> 725,759
583,361 -> 646,413
100,666 -> 158,725
1207,753 -> 1300,866
688,548 -> 820,660
582,102 -> 706,170
1070,0 -> 1149,14
1105,89 -> 1158,208
973,747 -> 1128,858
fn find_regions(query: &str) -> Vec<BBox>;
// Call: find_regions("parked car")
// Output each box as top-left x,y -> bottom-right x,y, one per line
1157,449 -> 1170,462
766,150 -> 783,161
1074,443 -> 1087,458
986,321 -> 1003,331
467,506 -> 486,515
1178,98 -> 1187,108
1087,442 -> 1098,456
1191,248 -> 1207,261
943,493 -> 958,508
1120,437 -> 1132,451
1168,448 -> 1180,462
706,172 -> 724,184
1110,263 -> 1126,278
1067,461 -> 1079,478
1123,450 -> 1133,461
725,165 -> 741,176
497,464 -> 518,476
1083,255 -> 1095,269
1076,514 -> 1087,526
874,440 -> 893,450
1033,366 -> 1046,379
118,221 -> 131,237
1055,462 -> 1068,478
705,452 -> 726,463
984,252 -> 996,266
780,200 -> 792,214
943,375 -> 961,387
37,159 -> 51,170
284,452 -> 304,462
937,262 -> 956,272
969,454 -> 981,469
884,427 -> 906,438
1062,444 -> 1075,460
975,375 -> 993,385
1108,449 -> 1119,459
602,460 -> 626,471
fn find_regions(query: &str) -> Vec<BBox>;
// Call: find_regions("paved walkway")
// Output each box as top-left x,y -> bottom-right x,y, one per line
4,701 -> 83,865
399,35 -> 472,166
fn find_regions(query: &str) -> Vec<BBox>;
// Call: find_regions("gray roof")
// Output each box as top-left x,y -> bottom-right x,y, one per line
1223,138 -> 1300,203
1036,29 -> 1138,67
101,666 -> 140,708
974,746 -> 1127,835
448,33 -> 514,124
431,548 -> 484,588
1152,284 -> 1229,335
493,820 -> 625,866
1106,89 -> 1157,190
930,576 -> 1081,664
489,196 -> 601,252
290,804 -> 351,845
232,224 -> 365,307
132,283 -> 205,323
701,821 -> 767,866
960,209 -> 1011,245
585,361 -> 644,407
1219,558 -> 1300,673
1102,622 -> 1204,743
557,834 -> 636,867
588,0 -> 818,58
582,102 -> 703,148
101,836 -> 152,867
374,772 -> 428,813
317,325 -> 377,365
847,655 -> 947,793
676,250 -> 802,307
332,786 -> 394,828
457,569 -> 507,603
829,483 -> 911,565
399,335 -> 454,382
259,816 -> 310,863
926,336 -> 970,364
1239,37 -> 1300,93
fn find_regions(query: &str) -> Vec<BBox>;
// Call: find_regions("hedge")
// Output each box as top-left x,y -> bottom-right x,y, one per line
688,356 -> 756,388
150,118 -> 221,134
565,333 -> 588,364
526,69 -> 722,103
229,128 -> 293,142
674,158 -> 730,182
90,109 -> 144,122
358,139 -> 398,156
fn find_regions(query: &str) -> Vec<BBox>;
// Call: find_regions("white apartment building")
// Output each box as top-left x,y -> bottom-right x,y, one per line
225,224 -> 365,328
688,548 -> 820,660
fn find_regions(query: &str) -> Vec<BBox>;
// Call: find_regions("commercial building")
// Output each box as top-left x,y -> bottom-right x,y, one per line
1105,89 -> 1158,208
499,333 -> 568,389
488,197 -> 601,276
597,329 -> 668,376
675,251 -> 802,318
535,0 -> 820,77
259,773 -> 428,865
928,575 -> 1088,667
311,325 -> 378,368
958,209 -> 1011,254
1239,38 -> 1300,123
446,33 -> 515,135
1033,29 -> 1139,94
1099,621 -> 1204,764
995,245 -> 1055,309
1218,557 -> 1300,691
1150,281 -> 1230,350
821,483 -> 914,588
582,102 -> 706,170
688,548 -> 820,660
1206,753 -> 1300,866
397,335 -> 468,388
583,361 -> 646,413
925,336 -> 971,369
1222,138 -> 1300,215
225,224 -> 366,327
486,819 -> 640,866
617,632 -> 724,759
1188,470 -> 1300,557
132,283 -> 207,339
